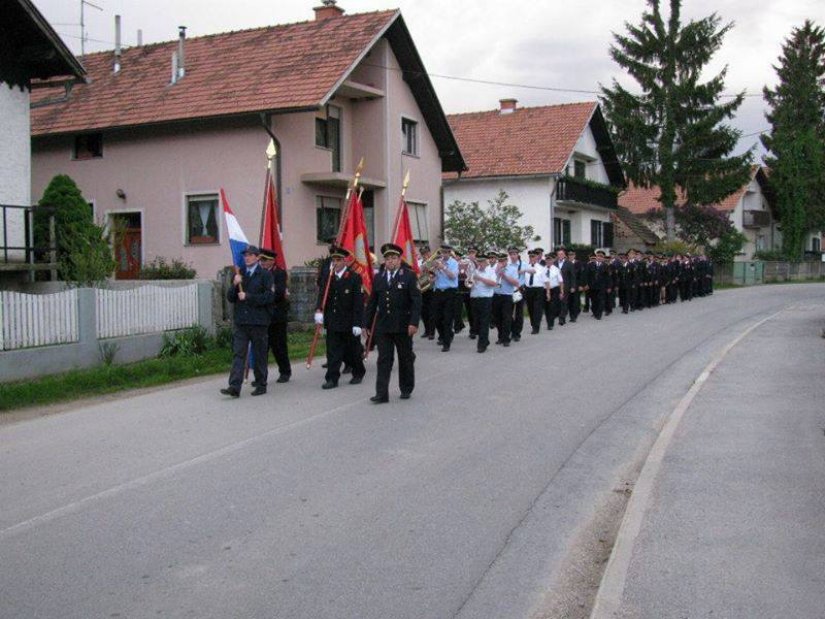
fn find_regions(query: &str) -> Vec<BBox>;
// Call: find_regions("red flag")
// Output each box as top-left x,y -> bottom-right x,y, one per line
260,171 -> 287,270
338,191 -> 374,295
392,196 -> 420,275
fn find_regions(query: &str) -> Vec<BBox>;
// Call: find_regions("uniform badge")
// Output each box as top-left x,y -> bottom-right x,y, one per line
397,283 -> 403,289
344,289 -> 350,294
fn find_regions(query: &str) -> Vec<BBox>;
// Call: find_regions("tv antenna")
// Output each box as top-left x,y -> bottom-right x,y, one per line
80,0 -> 103,56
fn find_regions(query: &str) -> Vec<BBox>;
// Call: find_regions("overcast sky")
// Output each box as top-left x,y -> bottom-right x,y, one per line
32,0 -> 823,160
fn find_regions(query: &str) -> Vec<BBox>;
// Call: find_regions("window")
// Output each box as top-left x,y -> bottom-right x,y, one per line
590,220 -> 613,248
74,133 -> 103,159
407,201 -> 429,242
316,196 -> 343,243
813,237 -> 821,253
315,105 -> 341,172
553,217 -> 571,246
402,118 -> 418,156
186,194 -> 219,244
574,159 -> 586,179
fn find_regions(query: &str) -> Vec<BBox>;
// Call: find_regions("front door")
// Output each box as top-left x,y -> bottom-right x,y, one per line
113,213 -> 142,279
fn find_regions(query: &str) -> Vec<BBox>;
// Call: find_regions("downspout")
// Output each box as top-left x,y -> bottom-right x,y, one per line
259,113 -> 283,227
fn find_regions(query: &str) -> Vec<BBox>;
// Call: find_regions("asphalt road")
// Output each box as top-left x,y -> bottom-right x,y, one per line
1,284 -> 823,619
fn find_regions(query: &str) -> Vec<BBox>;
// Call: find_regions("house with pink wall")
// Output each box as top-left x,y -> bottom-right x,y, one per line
30,2 -> 464,279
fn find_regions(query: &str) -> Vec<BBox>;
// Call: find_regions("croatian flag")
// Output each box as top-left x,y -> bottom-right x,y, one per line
221,188 -> 249,268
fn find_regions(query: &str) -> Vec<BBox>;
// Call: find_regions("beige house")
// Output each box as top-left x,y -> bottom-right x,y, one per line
31,3 -> 464,278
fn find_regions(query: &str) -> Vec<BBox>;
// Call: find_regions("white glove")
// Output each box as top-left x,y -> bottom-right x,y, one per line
314,311 -> 324,325
352,327 -> 362,337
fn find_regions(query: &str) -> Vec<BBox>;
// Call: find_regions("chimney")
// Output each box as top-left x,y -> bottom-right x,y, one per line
499,98 -> 518,114
314,0 -> 345,20
177,26 -> 186,79
113,15 -> 121,73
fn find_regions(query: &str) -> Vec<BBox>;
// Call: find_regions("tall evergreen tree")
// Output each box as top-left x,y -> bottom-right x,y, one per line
600,0 -> 752,240
762,20 -> 825,261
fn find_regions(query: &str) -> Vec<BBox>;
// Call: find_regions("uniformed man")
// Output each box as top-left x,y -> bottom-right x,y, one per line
586,250 -> 610,320
509,247 -> 526,342
259,248 -> 292,384
523,249 -> 546,334
221,246 -> 275,398
314,246 -> 366,390
417,246 -> 436,340
492,251 -> 519,346
469,252 -> 497,353
555,247 -> 575,325
430,244 -> 459,352
544,251 -> 564,329
568,249 -> 585,323
364,243 -> 422,403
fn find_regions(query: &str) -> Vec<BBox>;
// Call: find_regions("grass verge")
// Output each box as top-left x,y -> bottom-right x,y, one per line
0,329 -> 324,413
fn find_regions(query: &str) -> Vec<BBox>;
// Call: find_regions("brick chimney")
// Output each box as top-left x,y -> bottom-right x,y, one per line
314,0 -> 345,20
499,98 -> 518,114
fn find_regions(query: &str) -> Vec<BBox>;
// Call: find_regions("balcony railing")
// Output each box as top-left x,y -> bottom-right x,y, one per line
556,176 -> 618,210
0,204 -> 58,272
743,209 -> 771,229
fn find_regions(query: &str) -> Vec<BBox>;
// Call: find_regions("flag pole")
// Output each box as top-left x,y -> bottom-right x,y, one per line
307,159 -> 365,369
364,170 -> 410,359
259,140 -> 277,245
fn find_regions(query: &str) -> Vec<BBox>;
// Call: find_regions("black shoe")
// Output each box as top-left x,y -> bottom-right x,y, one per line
370,395 -> 389,404
546,325 -> 553,330
251,386 -> 267,396
570,318 -> 577,323
437,338 -> 444,346
322,380 -> 338,390
531,328 -> 539,334
512,335 -> 521,342
251,381 -> 259,388
477,346 -> 487,353
220,387 -> 240,398
321,362 -> 329,369
502,341 -> 510,347
349,376 -> 363,385
559,318 -> 566,325
399,393 -> 411,400
276,375 -> 290,383
469,334 -> 477,340
441,344 -> 450,352
495,340 -> 502,345
428,334 -> 435,340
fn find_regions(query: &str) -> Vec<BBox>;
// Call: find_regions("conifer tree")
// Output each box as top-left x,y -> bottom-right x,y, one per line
762,20 -> 825,260
601,0 -> 752,240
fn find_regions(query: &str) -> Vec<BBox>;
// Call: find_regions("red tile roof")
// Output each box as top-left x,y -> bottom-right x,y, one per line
620,166 -> 761,215
445,101 -> 597,179
31,10 -> 398,136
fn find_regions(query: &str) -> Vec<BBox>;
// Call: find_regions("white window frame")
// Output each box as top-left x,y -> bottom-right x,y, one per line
406,200 -> 429,242
184,193 -> 221,246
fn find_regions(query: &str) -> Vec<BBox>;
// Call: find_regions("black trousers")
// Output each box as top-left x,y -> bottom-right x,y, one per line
511,295 -> 525,338
431,289 -> 456,346
374,331 -> 415,398
470,296 -> 492,350
229,324 -> 269,390
618,286 -> 631,313
545,287 -> 561,327
567,290 -> 581,321
325,330 -> 365,384
267,320 -> 292,377
492,294 -> 513,343
420,290 -> 435,336
589,288 -> 606,319
525,287 -> 545,331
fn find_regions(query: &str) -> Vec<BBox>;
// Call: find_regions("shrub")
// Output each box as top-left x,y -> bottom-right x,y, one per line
140,257 -> 196,280
159,325 -> 209,358
753,249 -> 788,261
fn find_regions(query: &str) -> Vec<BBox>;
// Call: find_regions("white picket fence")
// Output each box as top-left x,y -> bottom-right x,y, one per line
96,285 -> 199,338
0,289 -> 79,350
0,284 -> 200,351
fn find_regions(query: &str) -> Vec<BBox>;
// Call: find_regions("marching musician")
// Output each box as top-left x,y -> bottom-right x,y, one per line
523,249 -> 547,335
314,246 -> 366,390
509,247 -> 526,342
544,251 -> 564,330
430,244 -> 459,352
418,246 -> 436,340
492,251 -> 520,347
555,247 -> 575,326
468,251 -> 497,353
364,243 -> 422,403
